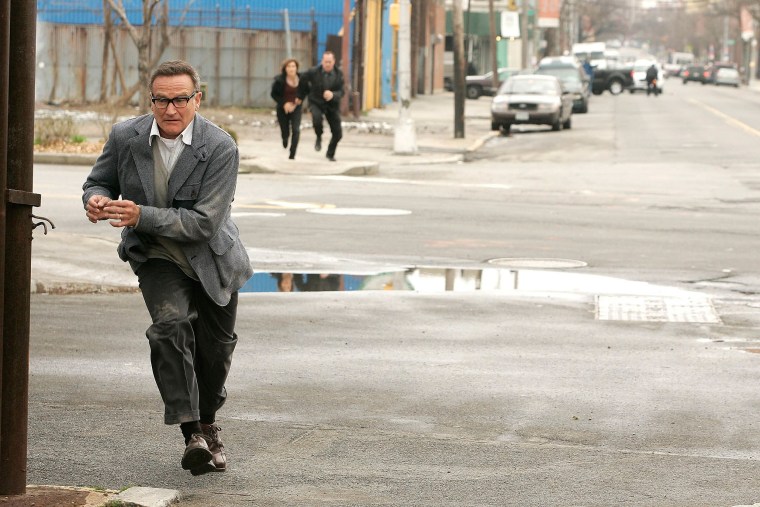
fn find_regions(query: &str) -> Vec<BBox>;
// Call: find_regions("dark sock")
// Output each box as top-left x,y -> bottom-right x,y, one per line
199,413 -> 216,425
180,421 -> 202,444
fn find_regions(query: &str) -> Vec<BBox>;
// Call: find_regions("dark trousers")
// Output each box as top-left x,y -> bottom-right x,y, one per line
276,104 -> 302,157
137,259 -> 239,425
310,104 -> 342,158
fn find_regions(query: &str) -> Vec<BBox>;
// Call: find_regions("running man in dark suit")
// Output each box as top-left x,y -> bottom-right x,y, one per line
300,51 -> 345,161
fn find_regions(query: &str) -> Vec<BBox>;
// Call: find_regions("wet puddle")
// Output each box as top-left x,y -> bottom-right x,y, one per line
240,265 -> 722,323
240,265 -> 701,298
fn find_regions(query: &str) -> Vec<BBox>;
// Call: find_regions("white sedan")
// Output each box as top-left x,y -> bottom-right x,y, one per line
715,67 -> 740,87
490,74 -> 574,135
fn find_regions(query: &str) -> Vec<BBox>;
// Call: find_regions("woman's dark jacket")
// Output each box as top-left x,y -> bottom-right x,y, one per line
270,72 -> 305,106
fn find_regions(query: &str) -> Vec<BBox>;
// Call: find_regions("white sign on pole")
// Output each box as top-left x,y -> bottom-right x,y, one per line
501,11 -> 520,38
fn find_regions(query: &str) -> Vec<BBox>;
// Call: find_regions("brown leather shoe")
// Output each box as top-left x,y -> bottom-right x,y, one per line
181,433 -> 213,472
201,423 -> 227,472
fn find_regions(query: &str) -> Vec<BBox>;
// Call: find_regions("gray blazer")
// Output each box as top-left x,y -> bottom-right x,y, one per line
82,113 -> 253,306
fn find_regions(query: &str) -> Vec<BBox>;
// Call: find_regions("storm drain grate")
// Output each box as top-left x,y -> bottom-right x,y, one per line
596,295 -> 721,323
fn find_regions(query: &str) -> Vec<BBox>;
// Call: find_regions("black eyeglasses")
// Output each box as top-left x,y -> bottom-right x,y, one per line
151,91 -> 197,109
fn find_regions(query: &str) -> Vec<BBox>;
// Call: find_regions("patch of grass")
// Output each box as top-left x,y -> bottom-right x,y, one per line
70,134 -> 87,143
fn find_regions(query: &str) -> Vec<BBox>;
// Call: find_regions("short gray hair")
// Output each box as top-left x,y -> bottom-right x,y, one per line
149,60 -> 201,93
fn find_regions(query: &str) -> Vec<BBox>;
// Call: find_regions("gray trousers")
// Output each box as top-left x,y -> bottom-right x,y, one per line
137,259 -> 239,425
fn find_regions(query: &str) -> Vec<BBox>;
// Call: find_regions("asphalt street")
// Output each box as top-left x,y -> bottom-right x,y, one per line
21,80 -> 760,506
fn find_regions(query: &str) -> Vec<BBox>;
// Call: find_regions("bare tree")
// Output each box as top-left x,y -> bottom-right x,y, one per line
105,0 -> 173,112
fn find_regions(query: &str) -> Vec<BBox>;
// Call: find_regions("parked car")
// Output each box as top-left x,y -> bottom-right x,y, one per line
534,56 -> 591,114
465,67 -> 521,99
714,67 -> 741,87
490,74 -> 573,135
705,62 -> 739,84
681,65 -> 707,84
629,59 -> 663,94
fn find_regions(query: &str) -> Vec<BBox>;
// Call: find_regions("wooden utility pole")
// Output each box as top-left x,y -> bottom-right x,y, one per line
520,0 -> 529,68
488,0 -> 499,91
453,0 -> 465,138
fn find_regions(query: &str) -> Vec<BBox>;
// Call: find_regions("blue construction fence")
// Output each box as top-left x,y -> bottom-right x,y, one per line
37,0 -> 348,61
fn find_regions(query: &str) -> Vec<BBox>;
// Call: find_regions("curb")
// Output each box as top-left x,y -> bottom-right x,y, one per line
33,130 -> 493,174
467,131 -> 499,153
34,152 -> 99,166
8,485 -> 180,507
30,279 -> 139,295
112,486 -> 181,507
238,158 -> 379,176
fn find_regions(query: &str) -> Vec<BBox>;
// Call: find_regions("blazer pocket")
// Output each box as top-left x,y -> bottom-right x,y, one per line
172,184 -> 200,210
209,221 -> 240,287
209,221 -> 236,256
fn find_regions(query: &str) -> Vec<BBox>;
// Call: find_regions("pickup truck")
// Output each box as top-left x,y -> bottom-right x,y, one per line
590,65 -> 634,95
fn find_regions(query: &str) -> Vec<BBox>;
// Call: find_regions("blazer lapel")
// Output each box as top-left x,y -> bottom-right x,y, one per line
128,115 -> 156,206
167,115 -> 208,200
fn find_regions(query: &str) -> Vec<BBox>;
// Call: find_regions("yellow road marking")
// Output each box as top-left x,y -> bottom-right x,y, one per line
688,98 -> 760,138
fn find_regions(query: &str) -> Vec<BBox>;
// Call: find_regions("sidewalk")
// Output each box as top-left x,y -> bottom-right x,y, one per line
34,92 -> 498,176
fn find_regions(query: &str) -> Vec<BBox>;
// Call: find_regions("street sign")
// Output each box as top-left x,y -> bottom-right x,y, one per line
501,11 -> 520,38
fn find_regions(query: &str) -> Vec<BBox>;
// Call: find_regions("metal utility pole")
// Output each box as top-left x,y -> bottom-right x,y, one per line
488,0 -> 499,91
283,9 -> 292,58
0,0 -> 9,480
453,0 -> 466,138
1,0 -> 45,496
394,0 -> 417,154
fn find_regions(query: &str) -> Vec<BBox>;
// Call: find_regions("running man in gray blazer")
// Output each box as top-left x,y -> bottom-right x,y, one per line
82,60 -> 252,476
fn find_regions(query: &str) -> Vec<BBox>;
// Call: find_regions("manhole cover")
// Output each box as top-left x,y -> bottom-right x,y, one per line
486,258 -> 587,269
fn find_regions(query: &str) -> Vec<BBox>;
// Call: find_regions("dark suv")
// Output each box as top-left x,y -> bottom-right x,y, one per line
681,65 -> 707,84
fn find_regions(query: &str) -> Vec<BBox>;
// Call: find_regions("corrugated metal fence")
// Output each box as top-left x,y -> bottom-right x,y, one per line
35,4 -> 345,107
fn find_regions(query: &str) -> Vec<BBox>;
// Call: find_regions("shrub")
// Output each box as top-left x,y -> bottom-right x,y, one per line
34,117 -> 79,146
218,124 -> 238,144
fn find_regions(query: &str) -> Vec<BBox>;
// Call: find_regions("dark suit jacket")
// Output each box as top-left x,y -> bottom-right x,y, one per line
82,114 -> 253,306
300,65 -> 345,110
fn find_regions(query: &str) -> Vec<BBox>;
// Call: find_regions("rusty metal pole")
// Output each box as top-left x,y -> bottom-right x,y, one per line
0,0 -> 11,465
0,0 -> 38,495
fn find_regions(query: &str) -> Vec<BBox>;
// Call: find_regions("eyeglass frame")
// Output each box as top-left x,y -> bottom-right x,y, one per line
150,91 -> 198,109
